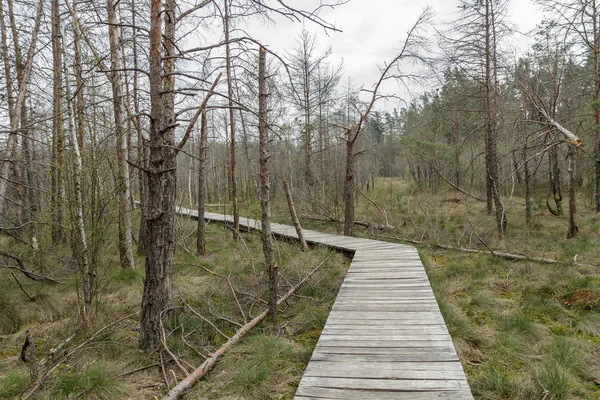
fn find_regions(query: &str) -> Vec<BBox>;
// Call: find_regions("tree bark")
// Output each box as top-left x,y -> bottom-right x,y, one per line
197,110 -> 208,255
258,46 -> 277,321
140,0 -> 177,353
107,0 -> 135,269
344,127 -> 357,236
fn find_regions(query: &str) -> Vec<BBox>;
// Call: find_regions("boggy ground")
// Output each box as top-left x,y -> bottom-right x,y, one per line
0,219 -> 348,399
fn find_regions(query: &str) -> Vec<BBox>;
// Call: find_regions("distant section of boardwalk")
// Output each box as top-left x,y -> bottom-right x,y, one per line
177,208 -> 474,399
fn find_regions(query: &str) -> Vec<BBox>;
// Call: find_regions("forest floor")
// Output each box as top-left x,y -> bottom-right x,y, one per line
270,177 -> 600,400
0,219 -> 347,399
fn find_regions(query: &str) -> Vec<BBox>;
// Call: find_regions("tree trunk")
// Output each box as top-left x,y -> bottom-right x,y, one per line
197,110 -> 208,255
484,0 -> 506,236
520,80 -> 532,225
224,0 -> 240,240
51,0 -> 65,244
344,127 -> 357,237
107,0 -> 135,269
258,46 -> 277,321
132,0 -> 148,255
140,0 -> 176,353
63,32 -> 92,321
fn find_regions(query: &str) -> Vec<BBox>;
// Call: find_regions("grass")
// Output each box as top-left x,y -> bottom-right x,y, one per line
51,363 -> 127,399
0,371 -> 29,399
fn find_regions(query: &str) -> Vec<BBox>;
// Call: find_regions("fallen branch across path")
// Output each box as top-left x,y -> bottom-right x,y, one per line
162,260 -> 328,400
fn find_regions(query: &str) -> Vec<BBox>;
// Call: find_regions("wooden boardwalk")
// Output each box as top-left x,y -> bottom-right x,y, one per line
177,208 -> 474,399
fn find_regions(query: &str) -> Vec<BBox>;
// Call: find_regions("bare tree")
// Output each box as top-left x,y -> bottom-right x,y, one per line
258,46 -> 277,320
340,8 -> 432,236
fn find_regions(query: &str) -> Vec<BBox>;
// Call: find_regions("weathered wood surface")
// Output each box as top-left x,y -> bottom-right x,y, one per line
176,207 -> 473,399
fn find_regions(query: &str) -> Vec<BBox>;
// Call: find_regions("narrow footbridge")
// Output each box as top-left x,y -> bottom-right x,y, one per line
178,208 -> 474,399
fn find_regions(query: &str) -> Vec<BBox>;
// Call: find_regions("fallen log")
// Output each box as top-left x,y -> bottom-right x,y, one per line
162,259 -> 328,400
378,234 -> 558,264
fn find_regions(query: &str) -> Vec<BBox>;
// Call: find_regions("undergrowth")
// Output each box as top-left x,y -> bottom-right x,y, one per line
0,217 -> 347,399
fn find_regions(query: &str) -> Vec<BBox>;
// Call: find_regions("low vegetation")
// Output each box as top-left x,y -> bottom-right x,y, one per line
0,218 -> 347,399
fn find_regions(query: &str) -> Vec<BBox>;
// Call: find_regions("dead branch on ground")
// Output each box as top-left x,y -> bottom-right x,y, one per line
162,259 -> 328,400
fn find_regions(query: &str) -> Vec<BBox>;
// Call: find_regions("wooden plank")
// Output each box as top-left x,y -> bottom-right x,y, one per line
298,377 -> 470,391
295,387 -> 473,400
303,364 -> 467,379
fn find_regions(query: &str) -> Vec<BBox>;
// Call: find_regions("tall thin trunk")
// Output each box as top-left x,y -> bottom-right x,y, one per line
567,145 -> 578,238
197,110 -> 208,255
51,0 -> 65,244
132,0 -> 148,255
108,0 -> 134,269
224,0 -> 240,240
63,28 -> 92,320
521,83 -> 532,225
484,0 -> 506,235
258,46 -> 277,321
73,0 -> 85,151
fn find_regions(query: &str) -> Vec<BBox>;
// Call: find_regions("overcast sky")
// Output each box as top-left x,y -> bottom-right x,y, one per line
244,0 -> 544,110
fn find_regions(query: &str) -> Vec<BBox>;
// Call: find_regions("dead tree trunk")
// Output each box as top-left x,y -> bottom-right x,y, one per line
344,126 -> 357,236
283,180 -> 309,251
224,0 -> 240,240
197,110 -> 208,255
258,47 -> 277,321
108,0 -> 135,269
